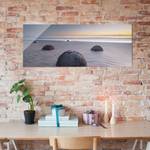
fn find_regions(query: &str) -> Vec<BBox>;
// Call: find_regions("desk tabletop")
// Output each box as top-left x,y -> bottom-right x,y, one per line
0,120 -> 150,140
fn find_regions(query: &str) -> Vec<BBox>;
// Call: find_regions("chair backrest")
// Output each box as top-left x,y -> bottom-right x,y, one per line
49,136 -> 99,150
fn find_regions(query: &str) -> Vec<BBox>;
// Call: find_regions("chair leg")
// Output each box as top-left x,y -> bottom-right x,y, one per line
132,139 -> 138,150
140,140 -> 143,150
6,142 -> 10,150
132,139 -> 143,150
10,139 -> 18,150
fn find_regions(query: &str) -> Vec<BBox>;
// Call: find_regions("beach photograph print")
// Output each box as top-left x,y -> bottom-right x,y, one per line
23,23 -> 132,67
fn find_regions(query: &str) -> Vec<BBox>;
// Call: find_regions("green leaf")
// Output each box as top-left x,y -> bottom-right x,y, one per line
18,79 -> 25,84
17,95 -> 21,103
10,87 -> 14,93
10,83 -> 18,93
10,79 -> 25,94
23,88 -> 29,97
23,95 -> 32,103
14,84 -> 21,92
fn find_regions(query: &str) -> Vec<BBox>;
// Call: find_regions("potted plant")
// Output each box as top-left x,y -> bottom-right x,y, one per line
10,79 -> 35,124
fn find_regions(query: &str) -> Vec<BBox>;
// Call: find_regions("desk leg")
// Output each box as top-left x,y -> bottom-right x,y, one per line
0,142 -> 3,150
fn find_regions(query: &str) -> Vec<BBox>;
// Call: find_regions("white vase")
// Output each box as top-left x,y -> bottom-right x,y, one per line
110,115 -> 116,125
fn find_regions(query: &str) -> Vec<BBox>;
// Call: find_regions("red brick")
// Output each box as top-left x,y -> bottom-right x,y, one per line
124,80 -> 143,85
119,16 -> 138,21
58,16 -> 77,23
57,75 -> 65,80
127,95 -> 146,100
61,11 -> 79,16
139,0 -> 150,4
6,34 -> 17,38
117,117 -> 124,122
81,0 -> 97,4
139,10 -> 150,15
120,0 -> 137,4
7,12 -> 18,16
56,6 -> 74,10
137,32 -> 150,36
96,96 -> 109,101
137,21 -> 150,25
8,5 -> 27,11
7,28 -> 22,33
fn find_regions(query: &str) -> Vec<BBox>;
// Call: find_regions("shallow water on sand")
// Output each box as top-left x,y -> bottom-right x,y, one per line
23,41 -> 132,67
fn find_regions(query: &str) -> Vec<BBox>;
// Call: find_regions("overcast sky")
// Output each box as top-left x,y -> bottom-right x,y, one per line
23,23 -> 132,50
24,23 -> 132,39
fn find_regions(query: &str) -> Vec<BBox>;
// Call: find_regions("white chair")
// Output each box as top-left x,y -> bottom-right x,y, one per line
146,142 -> 150,150
0,139 -> 18,150
0,142 -> 3,150
49,136 -> 100,150
132,139 -> 143,150
0,140 -> 9,150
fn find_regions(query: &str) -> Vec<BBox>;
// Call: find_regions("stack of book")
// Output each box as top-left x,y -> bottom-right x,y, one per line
38,115 -> 78,127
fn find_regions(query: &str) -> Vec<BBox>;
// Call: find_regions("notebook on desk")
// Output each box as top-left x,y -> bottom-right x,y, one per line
38,116 -> 78,127
45,115 -> 70,121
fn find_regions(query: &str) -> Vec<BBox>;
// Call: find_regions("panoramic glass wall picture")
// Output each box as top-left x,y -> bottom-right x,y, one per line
23,24 -> 132,67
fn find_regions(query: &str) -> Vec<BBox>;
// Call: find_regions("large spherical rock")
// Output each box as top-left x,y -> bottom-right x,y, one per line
42,45 -> 55,51
56,50 -> 87,67
91,45 -> 103,52
33,40 -> 37,44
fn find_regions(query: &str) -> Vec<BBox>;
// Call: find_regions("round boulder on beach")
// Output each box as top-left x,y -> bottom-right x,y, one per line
33,40 -> 38,44
42,45 -> 55,51
56,50 -> 87,67
91,45 -> 104,52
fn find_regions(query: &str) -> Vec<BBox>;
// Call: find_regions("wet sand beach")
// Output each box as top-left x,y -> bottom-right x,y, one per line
23,40 -> 132,67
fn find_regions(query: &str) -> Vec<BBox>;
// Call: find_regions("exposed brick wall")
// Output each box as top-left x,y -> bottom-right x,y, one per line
0,0 -> 150,149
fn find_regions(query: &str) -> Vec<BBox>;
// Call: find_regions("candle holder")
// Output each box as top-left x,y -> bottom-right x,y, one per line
110,115 -> 116,125
104,113 -> 109,123
104,100 -> 109,123
110,100 -> 116,125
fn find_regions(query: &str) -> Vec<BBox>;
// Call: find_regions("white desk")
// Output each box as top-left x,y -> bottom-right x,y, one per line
0,120 -> 150,140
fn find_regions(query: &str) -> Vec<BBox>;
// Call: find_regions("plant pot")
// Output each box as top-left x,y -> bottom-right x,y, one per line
24,110 -> 35,124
